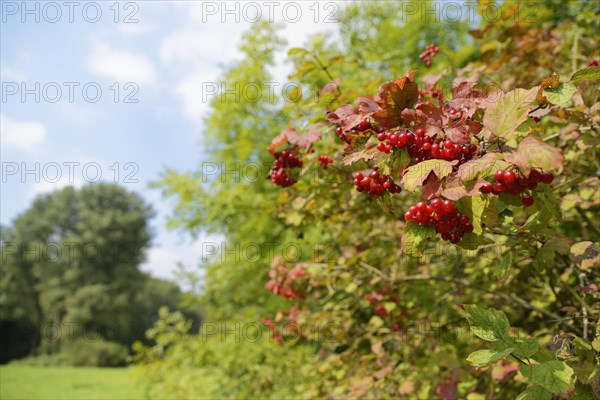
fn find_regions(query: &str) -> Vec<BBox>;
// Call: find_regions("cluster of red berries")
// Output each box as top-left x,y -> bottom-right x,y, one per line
266,263 -> 307,300
587,60 -> 599,67
335,119 -> 376,144
353,169 -> 402,196
404,198 -> 474,244
419,44 -> 439,67
364,290 -> 400,318
270,149 -> 303,187
480,168 -> 554,207
376,128 -> 478,162
317,155 -> 333,169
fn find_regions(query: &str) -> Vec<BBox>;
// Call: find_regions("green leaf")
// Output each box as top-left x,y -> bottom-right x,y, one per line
533,238 -> 571,270
543,82 -> 577,106
456,232 -> 492,250
466,347 -> 514,367
289,61 -> 317,79
401,159 -> 458,192
345,282 -> 358,293
463,305 -> 510,342
516,385 -> 551,400
457,195 -> 498,235
483,88 -> 537,139
377,149 -> 411,178
519,360 -> 575,395
504,337 -> 539,358
494,251 -> 513,281
401,222 -> 435,256
287,47 -> 309,57
519,186 -> 562,232
570,66 -> 600,83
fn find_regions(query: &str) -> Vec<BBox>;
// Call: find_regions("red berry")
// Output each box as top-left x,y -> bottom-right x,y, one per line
404,211 -> 413,221
444,140 -> 453,149
494,170 -> 505,183
528,169 -> 541,182
522,195 -> 534,207
492,183 -> 505,195
480,183 -> 493,194
503,170 -> 517,185
540,172 -> 554,184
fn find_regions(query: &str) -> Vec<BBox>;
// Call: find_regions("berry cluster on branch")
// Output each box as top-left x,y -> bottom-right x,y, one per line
404,198 -> 474,244
376,127 -> 478,162
480,168 -> 554,207
270,148 -> 303,187
419,44 -> 439,67
353,169 -> 402,196
317,155 -> 334,169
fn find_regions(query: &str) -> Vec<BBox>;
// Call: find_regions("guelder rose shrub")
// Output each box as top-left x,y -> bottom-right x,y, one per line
267,62 -> 600,399
137,3 -> 599,399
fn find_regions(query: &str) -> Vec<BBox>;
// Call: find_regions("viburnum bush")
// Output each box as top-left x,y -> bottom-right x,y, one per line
139,3 -> 599,399
265,19 -> 599,400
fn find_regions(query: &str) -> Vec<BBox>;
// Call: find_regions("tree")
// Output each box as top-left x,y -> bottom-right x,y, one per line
0,183 -> 181,362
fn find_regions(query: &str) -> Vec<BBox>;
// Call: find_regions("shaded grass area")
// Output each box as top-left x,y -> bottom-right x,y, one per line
0,366 -> 144,400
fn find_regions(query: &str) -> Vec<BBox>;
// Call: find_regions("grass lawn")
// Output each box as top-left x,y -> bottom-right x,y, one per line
0,366 -> 144,400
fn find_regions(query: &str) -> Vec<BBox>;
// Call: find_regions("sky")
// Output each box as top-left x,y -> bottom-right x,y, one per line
0,1 -> 341,282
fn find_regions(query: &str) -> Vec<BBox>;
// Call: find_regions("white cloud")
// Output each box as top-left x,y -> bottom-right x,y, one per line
88,42 -> 157,85
0,114 -> 46,152
141,233 -> 225,281
26,177 -> 84,200
172,71 -> 219,121
0,60 -> 26,81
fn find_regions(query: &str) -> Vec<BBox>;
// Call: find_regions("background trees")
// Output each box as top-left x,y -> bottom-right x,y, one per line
0,183 -> 183,365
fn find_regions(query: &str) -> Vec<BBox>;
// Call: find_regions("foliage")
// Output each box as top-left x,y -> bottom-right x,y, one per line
139,1 -> 599,399
0,183 -> 183,363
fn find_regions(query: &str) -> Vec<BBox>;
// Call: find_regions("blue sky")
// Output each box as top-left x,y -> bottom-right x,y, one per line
1,1 -> 339,281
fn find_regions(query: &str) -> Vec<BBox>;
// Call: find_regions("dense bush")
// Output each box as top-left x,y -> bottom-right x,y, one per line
12,339 -> 128,367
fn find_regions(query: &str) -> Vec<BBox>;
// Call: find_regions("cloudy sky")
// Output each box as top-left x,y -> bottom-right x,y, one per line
1,1 -> 340,281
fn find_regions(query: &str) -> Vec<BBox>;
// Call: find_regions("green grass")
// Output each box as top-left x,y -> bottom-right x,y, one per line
0,366 -> 144,400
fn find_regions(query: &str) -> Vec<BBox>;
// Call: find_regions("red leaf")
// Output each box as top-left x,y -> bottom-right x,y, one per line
294,123 -> 324,148
356,96 -> 381,115
372,74 -> 419,128
442,176 -> 489,201
320,78 -> 340,96
267,128 -> 298,154
448,81 -> 495,118
435,379 -> 458,400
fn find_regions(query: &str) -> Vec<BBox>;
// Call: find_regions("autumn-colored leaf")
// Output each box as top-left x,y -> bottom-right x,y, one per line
442,176 -> 490,201
458,153 -> 510,182
483,88 -> 537,140
267,128 -> 298,154
401,159 -> 458,192
504,136 -> 564,173
372,74 -> 419,128
536,72 -> 560,104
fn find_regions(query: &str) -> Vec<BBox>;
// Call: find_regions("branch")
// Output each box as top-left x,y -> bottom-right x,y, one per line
393,274 -> 583,336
